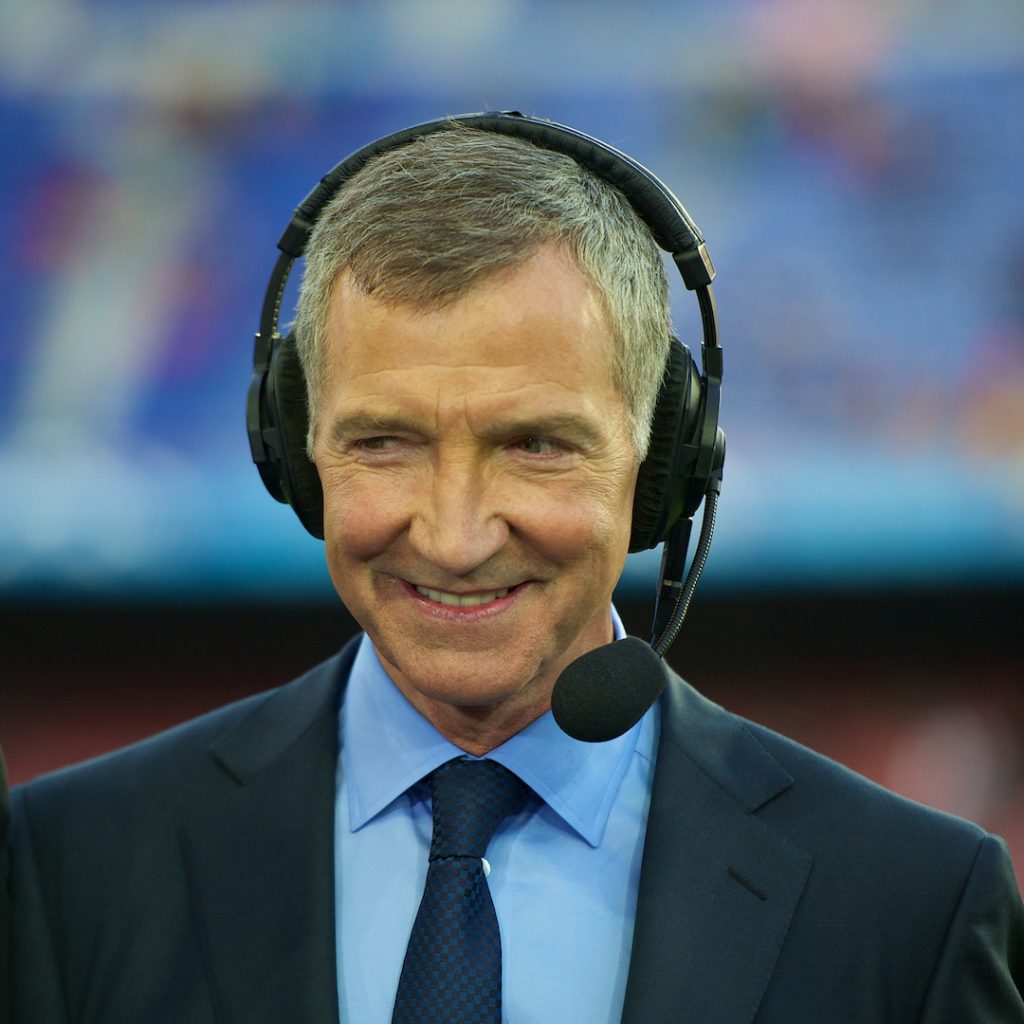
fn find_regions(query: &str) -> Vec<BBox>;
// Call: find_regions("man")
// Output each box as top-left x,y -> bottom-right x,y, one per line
8,120 -> 1024,1023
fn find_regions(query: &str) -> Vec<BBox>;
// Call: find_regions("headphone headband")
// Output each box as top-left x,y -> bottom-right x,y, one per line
277,111 -> 714,278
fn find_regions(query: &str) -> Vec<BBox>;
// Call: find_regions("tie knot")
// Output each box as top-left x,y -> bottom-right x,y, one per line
428,758 -> 528,861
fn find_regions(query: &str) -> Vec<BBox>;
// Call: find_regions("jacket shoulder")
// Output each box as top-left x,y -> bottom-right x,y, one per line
738,708 -> 988,851
12,645 -> 353,819
659,675 -> 1024,1018
665,672 -> 988,852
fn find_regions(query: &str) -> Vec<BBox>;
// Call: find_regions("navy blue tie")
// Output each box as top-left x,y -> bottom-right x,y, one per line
392,757 -> 528,1024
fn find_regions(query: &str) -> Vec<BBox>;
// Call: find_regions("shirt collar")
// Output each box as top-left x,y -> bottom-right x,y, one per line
341,606 -> 649,848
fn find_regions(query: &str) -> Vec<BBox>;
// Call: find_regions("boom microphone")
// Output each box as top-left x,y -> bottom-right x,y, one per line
551,477 -> 721,743
551,637 -> 667,743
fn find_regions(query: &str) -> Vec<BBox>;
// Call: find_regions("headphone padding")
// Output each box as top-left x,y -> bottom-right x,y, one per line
272,333 -> 325,539
629,341 -> 698,552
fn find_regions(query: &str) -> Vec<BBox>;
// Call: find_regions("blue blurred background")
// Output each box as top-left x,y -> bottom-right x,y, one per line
3,0 -> 1023,597
2,0 -> 1022,879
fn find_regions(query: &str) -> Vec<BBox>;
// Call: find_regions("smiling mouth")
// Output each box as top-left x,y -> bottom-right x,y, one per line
414,585 -> 512,607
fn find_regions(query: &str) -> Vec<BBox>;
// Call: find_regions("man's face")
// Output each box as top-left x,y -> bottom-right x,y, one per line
312,243 -> 639,741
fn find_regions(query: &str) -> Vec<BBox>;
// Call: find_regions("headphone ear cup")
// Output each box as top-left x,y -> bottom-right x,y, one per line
629,340 -> 703,552
269,332 -> 325,539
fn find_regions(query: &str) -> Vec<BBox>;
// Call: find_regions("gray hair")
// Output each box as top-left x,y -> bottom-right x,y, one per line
294,123 -> 672,457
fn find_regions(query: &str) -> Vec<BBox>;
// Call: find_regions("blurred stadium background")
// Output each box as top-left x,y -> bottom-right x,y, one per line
1,0 -> 1022,883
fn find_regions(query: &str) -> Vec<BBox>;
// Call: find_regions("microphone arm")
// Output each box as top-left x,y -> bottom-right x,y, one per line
650,472 -> 721,658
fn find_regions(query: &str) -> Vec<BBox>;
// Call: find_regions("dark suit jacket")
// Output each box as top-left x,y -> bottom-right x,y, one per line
1,747 -> 10,1024
8,641 -> 1024,1023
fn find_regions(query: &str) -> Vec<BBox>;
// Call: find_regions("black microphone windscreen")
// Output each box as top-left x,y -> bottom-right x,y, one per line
551,637 -> 667,743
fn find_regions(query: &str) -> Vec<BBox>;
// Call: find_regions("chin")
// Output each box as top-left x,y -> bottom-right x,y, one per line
386,647 -> 551,712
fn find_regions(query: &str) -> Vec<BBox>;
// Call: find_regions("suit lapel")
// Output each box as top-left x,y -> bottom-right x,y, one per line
179,641 -> 358,1024
621,671 -> 811,1024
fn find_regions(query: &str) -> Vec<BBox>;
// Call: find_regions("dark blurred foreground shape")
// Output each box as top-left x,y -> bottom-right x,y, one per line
1,745 -> 10,1024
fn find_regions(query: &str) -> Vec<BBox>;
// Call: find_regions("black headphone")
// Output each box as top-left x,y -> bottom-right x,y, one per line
247,110 -> 724,582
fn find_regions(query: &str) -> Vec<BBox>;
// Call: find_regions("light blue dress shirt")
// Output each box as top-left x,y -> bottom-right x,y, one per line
335,608 -> 659,1024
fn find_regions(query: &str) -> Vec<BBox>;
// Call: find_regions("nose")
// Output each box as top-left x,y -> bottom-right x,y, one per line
407,452 -> 508,577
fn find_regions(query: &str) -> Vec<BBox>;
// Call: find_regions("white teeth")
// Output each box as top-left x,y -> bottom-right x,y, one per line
415,585 -> 510,607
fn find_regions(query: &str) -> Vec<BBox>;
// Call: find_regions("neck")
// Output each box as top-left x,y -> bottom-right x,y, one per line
390,680 -> 552,756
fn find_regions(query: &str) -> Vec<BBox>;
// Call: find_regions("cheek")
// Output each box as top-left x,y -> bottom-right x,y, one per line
515,472 -> 636,565
320,468 -> 409,561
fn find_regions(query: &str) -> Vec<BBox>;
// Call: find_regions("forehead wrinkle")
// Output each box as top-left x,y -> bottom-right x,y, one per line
456,380 -> 608,436
336,374 -> 605,408
464,370 -> 617,410
341,358 -> 569,391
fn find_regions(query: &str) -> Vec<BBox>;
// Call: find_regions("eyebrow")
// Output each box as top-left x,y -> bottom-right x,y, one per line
325,409 -> 605,448
326,412 -> 418,448
481,412 -> 605,446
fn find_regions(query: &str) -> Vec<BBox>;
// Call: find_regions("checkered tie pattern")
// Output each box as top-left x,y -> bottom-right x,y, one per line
391,757 -> 528,1024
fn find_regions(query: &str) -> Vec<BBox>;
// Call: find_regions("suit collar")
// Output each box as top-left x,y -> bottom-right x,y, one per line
181,639 -> 358,1024
658,666 -> 794,813
622,667 -> 812,1024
